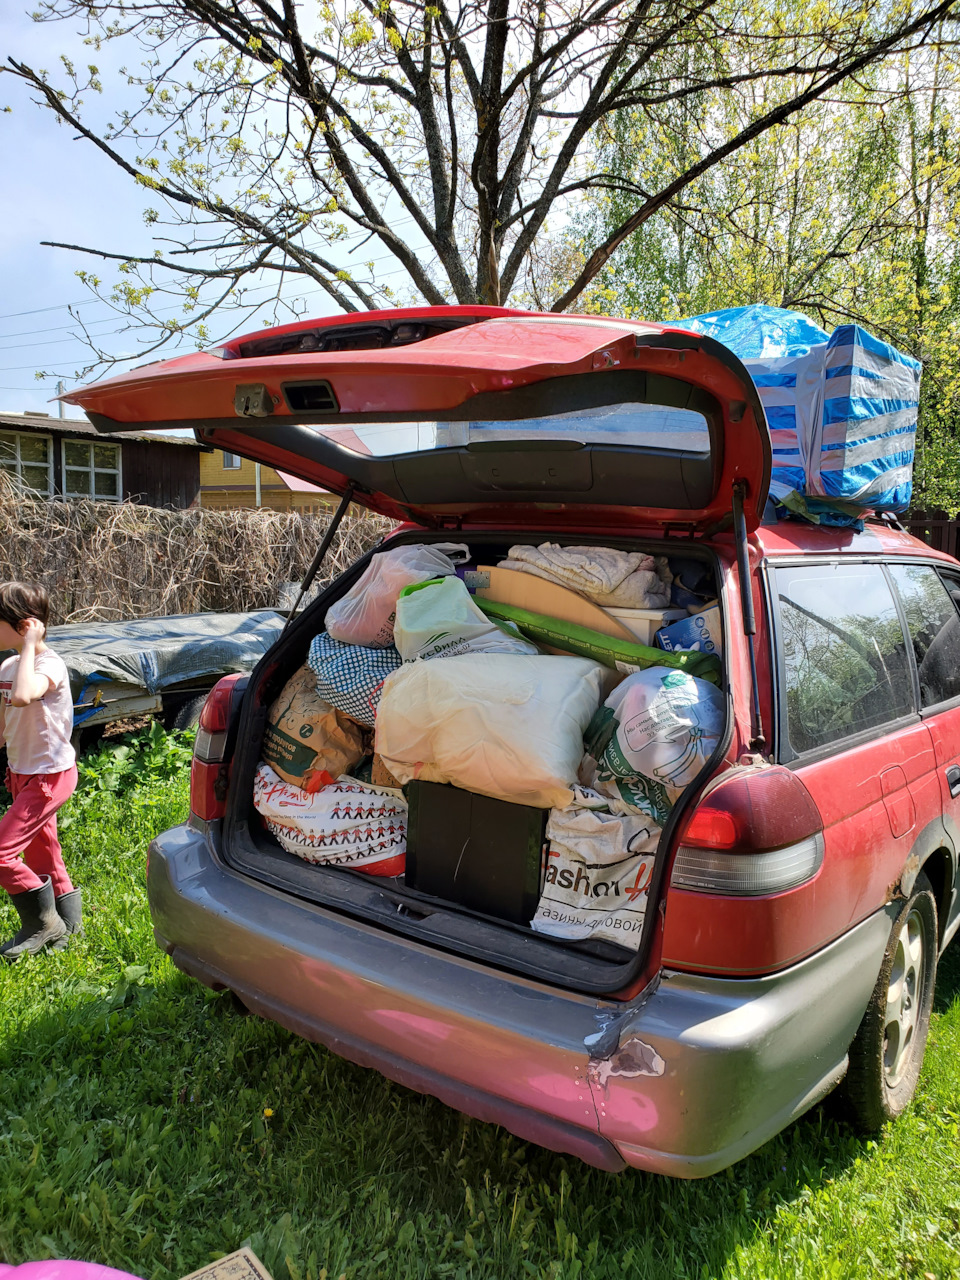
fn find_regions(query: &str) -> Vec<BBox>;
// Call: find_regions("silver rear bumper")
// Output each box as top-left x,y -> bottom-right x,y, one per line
148,821 -> 893,1177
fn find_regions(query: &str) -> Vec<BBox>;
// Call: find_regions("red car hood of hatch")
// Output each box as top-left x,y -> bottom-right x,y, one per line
62,307 -> 770,533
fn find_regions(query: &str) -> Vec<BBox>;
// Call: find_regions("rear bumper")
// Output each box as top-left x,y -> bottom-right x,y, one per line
148,821 -> 894,1178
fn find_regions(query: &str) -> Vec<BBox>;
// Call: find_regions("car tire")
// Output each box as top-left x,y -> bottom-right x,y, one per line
840,871 -> 938,1131
168,693 -> 209,732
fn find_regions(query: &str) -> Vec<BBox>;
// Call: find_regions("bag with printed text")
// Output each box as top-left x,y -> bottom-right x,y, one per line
583,667 -> 724,823
531,787 -> 660,951
394,576 -> 538,662
253,762 -> 406,875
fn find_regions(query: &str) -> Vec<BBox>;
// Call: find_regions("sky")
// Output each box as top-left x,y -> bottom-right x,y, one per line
0,4 -> 357,419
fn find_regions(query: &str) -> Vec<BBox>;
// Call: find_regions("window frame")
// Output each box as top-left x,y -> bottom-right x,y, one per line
221,451 -> 242,470
0,429 -> 54,497
766,555 -> 921,767
891,561 -> 960,721
60,437 -> 123,502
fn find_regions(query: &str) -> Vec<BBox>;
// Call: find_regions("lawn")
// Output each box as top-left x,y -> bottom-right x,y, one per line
0,728 -> 958,1280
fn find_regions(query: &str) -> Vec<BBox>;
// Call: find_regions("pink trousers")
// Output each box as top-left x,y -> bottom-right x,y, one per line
0,766 -> 77,896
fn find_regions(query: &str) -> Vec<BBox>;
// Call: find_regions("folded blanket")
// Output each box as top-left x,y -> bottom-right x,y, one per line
504,543 -> 671,609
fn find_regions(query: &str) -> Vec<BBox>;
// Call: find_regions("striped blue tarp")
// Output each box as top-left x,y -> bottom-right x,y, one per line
677,305 -> 921,513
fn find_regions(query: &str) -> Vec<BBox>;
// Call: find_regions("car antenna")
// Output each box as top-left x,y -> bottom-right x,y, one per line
732,480 -> 767,757
282,483 -> 356,634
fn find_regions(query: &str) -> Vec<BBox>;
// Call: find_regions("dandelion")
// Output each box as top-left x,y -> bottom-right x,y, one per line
263,1107 -> 274,1118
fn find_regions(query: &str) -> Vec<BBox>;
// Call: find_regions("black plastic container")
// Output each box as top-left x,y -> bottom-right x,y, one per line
404,781 -> 547,924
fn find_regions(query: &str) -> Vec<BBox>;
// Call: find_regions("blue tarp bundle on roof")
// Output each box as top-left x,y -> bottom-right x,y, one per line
677,304 -> 922,515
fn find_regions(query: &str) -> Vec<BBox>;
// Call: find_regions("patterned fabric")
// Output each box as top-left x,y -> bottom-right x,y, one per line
253,763 -> 406,874
307,631 -> 402,727
679,305 -> 921,514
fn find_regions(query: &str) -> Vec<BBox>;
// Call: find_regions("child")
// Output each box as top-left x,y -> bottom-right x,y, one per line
0,582 -> 81,960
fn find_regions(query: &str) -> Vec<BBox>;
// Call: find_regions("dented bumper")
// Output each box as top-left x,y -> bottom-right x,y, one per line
147,822 -> 892,1178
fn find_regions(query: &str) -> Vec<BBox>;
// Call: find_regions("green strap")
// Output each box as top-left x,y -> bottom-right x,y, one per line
475,598 -> 721,685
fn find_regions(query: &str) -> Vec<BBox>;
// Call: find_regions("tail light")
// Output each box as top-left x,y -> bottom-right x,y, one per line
671,766 -> 824,895
190,673 -> 247,822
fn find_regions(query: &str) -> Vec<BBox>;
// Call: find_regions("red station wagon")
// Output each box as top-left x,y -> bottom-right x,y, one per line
67,306 -> 960,1176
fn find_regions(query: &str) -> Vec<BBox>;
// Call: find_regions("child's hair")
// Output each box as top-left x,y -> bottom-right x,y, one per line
0,582 -> 49,638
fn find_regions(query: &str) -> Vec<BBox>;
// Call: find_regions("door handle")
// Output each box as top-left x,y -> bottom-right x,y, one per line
947,765 -> 960,798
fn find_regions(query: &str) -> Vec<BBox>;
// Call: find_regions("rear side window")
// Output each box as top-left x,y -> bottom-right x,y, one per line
888,563 -> 960,708
775,563 -> 913,756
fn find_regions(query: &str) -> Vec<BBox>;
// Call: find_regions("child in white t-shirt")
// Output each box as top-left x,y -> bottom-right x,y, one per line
0,582 -> 80,960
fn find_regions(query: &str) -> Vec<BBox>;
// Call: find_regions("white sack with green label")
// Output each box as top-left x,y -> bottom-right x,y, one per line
585,666 -> 724,825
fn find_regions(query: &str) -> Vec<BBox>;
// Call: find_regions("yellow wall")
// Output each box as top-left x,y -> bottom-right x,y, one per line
199,448 -> 331,512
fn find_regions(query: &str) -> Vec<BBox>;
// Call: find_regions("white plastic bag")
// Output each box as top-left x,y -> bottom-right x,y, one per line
325,544 -> 458,647
586,666 -> 724,823
253,763 -> 406,875
531,788 -> 660,951
394,576 -> 538,662
375,653 -> 605,809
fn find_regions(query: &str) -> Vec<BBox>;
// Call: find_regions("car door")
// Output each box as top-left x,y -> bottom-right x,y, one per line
886,560 -> 960,944
770,559 -> 939,941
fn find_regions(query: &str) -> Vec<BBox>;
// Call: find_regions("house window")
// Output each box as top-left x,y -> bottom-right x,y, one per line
62,439 -> 122,500
0,431 -> 54,496
222,451 -> 241,469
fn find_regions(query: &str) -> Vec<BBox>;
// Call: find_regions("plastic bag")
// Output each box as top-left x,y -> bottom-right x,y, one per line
253,763 -> 406,875
584,667 -> 724,823
307,632 -> 402,727
395,576 -> 538,662
262,664 -> 369,791
325,544 -> 459,647
531,787 -> 660,950
375,653 -> 605,809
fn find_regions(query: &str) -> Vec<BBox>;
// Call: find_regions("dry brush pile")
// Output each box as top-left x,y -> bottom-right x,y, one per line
0,475 -> 391,624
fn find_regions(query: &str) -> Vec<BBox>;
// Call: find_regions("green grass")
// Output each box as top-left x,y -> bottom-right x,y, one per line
1,731 -> 959,1280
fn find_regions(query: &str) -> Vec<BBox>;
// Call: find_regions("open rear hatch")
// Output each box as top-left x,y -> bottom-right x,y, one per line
66,308 -> 768,992
63,306 -> 770,533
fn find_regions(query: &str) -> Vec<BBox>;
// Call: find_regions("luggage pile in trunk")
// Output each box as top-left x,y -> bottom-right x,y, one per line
251,540 -> 723,954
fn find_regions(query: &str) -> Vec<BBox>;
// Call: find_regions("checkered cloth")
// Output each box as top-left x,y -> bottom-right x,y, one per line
307,632 -> 402,727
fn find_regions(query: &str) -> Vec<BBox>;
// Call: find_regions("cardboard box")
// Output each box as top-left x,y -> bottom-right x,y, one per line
656,604 -> 722,656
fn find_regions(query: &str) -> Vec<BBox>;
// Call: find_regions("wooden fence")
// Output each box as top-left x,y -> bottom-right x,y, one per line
903,511 -> 960,560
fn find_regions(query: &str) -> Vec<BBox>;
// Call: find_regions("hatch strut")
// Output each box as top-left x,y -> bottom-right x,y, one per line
282,483 -> 356,632
731,481 -> 767,755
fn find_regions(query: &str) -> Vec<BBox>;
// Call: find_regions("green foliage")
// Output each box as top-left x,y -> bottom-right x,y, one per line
0,728 -> 958,1277
573,35 -> 960,513
58,722 -> 195,832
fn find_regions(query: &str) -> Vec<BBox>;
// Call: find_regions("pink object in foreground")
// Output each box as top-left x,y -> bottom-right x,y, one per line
0,1263 -> 144,1280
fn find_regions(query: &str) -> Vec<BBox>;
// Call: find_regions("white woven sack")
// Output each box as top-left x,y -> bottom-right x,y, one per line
531,789 -> 660,951
253,763 -> 406,869
375,653 -> 605,809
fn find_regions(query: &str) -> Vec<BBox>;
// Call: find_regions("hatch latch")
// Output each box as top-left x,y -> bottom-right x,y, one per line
234,384 -> 274,418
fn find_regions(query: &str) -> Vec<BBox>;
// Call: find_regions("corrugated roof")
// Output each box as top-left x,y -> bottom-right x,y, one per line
0,411 -> 202,448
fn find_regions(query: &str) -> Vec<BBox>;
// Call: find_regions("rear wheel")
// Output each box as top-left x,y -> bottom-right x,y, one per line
166,693 -> 209,732
840,872 -> 938,1131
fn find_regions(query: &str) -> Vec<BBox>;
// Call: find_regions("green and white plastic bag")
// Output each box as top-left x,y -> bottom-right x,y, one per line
395,576 -> 538,662
584,667 -> 724,824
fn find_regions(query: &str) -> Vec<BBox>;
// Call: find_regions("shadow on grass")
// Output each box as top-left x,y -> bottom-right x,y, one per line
934,928 -> 960,1013
0,959 -> 875,1280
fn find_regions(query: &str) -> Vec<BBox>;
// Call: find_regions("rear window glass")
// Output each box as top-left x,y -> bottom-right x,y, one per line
309,403 -> 710,457
775,563 -> 913,755
888,563 -> 960,708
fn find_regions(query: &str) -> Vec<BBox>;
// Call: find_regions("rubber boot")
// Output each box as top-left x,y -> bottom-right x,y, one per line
50,888 -> 83,951
0,876 -> 68,962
